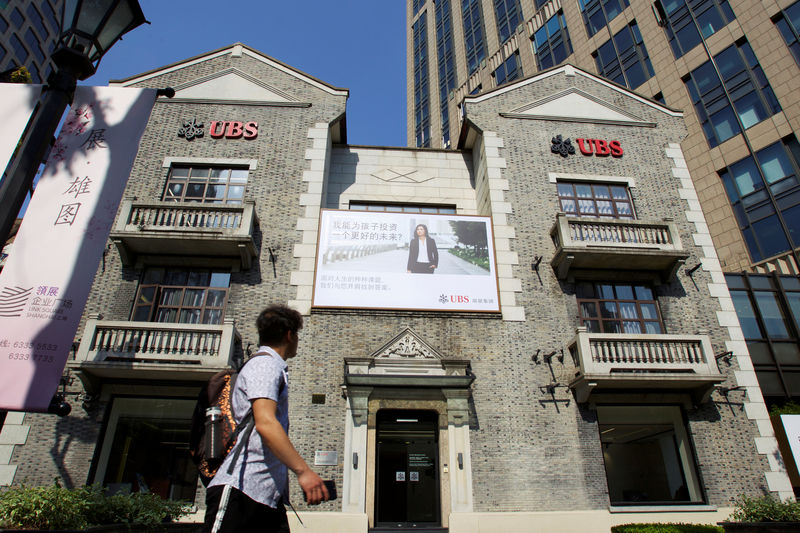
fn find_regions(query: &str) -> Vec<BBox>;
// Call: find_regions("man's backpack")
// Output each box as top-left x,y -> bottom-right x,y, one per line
189,353 -> 283,486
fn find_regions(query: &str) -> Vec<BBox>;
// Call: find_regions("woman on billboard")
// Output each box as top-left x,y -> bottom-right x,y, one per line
406,224 -> 438,274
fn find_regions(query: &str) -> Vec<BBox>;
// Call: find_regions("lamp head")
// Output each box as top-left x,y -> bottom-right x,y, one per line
54,0 -> 147,80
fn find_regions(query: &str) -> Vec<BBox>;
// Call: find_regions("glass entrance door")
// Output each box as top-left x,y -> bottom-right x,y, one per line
375,410 -> 440,527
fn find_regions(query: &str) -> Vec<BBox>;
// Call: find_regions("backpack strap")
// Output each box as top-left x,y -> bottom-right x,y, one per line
225,351 -> 287,476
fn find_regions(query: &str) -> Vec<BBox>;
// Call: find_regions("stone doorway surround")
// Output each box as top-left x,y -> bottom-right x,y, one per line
341,328 -> 475,528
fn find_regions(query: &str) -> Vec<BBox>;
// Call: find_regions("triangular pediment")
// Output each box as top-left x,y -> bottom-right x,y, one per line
113,44 -> 348,99
370,328 -> 442,360
503,88 -> 654,126
172,68 -> 298,103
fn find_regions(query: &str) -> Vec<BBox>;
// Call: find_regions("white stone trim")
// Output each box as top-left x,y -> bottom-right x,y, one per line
114,45 -> 349,97
290,123 -> 331,315
0,412 -> 28,486
548,172 -> 636,188
666,143 -> 793,499
481,132 -> 524,322
162,157 -> 258,170
465,65 -> 682,117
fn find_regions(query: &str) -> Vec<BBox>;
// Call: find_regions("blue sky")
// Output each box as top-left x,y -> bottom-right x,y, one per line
84,0 -> 408,147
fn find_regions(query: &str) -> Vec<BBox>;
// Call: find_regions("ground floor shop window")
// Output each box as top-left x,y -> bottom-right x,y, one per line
597,405 -> 703,505
95,397 -> 197,501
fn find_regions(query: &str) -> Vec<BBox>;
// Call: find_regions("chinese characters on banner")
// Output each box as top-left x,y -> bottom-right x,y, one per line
313,210 -> 500,312
0,83 -> 43,176
0,86 -> 156,411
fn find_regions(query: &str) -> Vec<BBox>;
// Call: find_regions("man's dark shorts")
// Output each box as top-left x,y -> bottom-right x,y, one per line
203,485 -> 290,533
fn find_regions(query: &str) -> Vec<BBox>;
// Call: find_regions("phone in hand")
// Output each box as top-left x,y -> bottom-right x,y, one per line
304,480 -> 337,502
323,479 -> 337,501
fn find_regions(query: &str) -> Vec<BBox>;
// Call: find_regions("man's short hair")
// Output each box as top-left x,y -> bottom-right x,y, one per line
256,304 -> 303,346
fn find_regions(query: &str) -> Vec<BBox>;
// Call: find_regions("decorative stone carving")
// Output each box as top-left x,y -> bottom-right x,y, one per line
371,167 -> 433,183
372,327 -> 441,360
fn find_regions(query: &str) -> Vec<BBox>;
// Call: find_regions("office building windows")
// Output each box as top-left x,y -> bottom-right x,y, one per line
657,0 -> 735,59
462,0 -> 487,75
557,182 -> 634,219
534,0 -> 550,9
0,15 -> 7,33
598,406 -> 704,505
727,273 -> 800,398
774,1 -> 800,68
577,282 -> 663,334
436,0 -> 457,147
413,14 -> 431,147
533,11 -> 573,70
593,21 -> 654,90
579,0 -> 629,38
24,29 -> 45,64
719,138 -> 800,262
493,52 -> 521,86
685,41 -> 781,148
413,0 -> 426,16
132,268 -> 230,325
26,4 -> 48,40
163,165 -> 248,204
43,2 -> 60,32
9,34 -> 27,61
10,7 -> 23,29
494,0 -> 522,44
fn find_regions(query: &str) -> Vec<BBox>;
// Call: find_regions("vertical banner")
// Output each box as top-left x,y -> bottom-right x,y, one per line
0,83 -> 43,175
0,86 -> 156,411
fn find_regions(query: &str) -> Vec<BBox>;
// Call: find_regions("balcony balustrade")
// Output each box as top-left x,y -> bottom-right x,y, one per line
110,200 -> 257,269
550,213 -> 688,281
567,327 -> 724,403
69,316 -> 241,392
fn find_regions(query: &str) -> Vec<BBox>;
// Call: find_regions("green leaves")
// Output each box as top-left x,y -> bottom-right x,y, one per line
730,494 -> 800,522
611,524 -> 723,533
0,483 -> 190,529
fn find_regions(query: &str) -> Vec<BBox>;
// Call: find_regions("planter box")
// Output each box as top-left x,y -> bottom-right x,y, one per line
1,523 -> 201,533
719,522 -> 800,533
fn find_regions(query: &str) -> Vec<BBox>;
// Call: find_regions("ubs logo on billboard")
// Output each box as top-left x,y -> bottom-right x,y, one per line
551,135 -> 623,158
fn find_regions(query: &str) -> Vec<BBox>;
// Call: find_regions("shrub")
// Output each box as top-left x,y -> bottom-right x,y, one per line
0,483 -> 91,530
768,401 -> 800,416
729,494 -> 800,522
0,482 -> 191,530
612,524 -> 723,533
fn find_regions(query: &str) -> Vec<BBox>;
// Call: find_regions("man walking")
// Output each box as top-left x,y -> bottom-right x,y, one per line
203,304 -> 329,533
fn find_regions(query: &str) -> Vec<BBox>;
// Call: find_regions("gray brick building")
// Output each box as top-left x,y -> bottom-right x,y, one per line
2,43 -> 791,532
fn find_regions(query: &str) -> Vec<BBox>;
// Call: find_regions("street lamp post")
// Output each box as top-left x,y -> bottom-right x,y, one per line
0,0 -> 148,247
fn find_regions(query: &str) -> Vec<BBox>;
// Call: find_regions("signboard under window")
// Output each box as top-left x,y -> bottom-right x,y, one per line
313,210 -> 500,312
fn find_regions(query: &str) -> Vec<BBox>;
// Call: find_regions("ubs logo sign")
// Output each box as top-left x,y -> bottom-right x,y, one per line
178,119 -> 258,140
551,135 -> 623,158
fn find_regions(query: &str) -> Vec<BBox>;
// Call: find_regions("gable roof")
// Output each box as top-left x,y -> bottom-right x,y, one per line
110,42 -> 349,98
465,63 -> 681,117
500,86 -> 655,127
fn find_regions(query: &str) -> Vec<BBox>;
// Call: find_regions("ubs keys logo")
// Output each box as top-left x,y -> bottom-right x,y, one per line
0,286 -> 32,317
440,294 -> 470,304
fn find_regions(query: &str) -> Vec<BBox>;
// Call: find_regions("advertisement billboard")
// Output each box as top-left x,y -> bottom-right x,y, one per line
313,210 -> 499,312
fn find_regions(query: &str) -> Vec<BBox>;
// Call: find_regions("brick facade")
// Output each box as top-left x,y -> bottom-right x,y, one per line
5,45 -> 790,532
